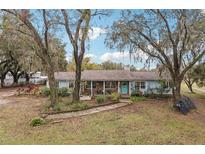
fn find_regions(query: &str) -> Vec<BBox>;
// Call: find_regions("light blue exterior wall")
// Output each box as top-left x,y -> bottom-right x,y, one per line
130,81 -> 148,94
47,80 -> 70,88
146,80 -> 172,94
48,79 -> 172,95
131,80 -> 172,95
59,80 -> 69,88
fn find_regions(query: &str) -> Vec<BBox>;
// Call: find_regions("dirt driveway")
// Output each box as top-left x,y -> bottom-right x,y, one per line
0,88 -> 17,105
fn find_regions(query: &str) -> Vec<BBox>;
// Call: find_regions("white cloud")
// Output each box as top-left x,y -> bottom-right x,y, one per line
100,51 -> 148,62
66,55 -> 72,62
85,53 -> 96,58
88,27 -> 106,40
84,53 -> 97,62
100,51 -> 129,62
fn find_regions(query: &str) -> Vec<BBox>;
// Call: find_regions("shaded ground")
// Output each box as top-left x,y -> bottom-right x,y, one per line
0,87 -> 205,144
0,88 -> 16,105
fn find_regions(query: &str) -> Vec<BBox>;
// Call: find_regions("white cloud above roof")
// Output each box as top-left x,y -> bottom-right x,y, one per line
100,51 -> 148,62
85,53 -> 97,62
88,27 -> 106,40
100,51 -> 129,62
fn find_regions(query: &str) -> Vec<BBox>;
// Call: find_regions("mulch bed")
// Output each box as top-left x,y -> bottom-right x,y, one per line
41,98 -> 120,116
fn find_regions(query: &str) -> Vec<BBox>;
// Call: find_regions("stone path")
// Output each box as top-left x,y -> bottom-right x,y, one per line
45,102 -> 128,120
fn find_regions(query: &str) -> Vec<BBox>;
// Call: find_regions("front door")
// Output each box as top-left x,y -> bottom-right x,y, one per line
120,81 -> 128,94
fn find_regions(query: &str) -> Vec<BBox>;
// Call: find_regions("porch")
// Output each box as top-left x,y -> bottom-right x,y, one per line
80,81 -> 132,97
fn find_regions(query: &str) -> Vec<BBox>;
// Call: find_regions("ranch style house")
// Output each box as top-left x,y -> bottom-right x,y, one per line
48,70 -> 172,97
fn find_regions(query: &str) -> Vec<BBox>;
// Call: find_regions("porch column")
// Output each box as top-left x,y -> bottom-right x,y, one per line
118,81 -> 120,94
129,81 -> 132,96
103,81 -> 105,95
91,81 -> 93,97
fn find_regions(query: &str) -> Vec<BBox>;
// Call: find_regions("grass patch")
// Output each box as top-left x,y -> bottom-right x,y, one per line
0,87 -> 205,144
181,82 -> 205,99
70,102 -> 89,111
130,96 -> 147,103
30,117 -> 46,127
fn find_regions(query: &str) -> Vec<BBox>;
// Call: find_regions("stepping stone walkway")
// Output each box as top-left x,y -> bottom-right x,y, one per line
45,102 -> 128,120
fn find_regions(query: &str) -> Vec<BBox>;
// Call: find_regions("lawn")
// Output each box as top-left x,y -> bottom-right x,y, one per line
0,87 -> 205,144
181,82 -> 205,99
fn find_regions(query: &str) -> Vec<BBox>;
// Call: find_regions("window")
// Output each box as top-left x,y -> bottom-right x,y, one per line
164,81 -> 171,88
105,81 -> 111,88
135,82 -> 140,90
140,82 -> 145,89
105,81 -> 117,88
111,82 -> 117,88
93,82 -> 96,88
69,81 -> 74,88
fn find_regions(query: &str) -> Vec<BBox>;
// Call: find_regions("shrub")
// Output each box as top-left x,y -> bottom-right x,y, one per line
53,103 -> 62,111
30,117 -> 45,127
130,96 -> 146,103
111,92 -> 120,103
58,87 -> 70,97
70,102 -> 89,110
131,90 -> 142,97
105,89 -> 113,94
143,93 -> 171,99
96,95 -> 106,104
40,87 -> 50,96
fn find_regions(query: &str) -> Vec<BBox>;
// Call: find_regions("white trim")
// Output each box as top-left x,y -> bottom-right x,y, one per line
118,81 -> 120,94
103,81 -> 105,95
91,81 -> 93,97
129,81 -> 132,96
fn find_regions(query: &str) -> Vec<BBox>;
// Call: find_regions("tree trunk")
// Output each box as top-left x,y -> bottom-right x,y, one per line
72,64 -> 81,102
172,78 -> 182,104
184,79 -> 195,93
13,74 -> 18,85
188,84 -> 194,93
25,73 -> 30,85
0,77 -> 4,88
47,67 -> 58,108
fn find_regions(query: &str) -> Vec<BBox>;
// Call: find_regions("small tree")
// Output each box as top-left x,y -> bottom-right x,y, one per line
194,62 -> 205,87
184,68 -> 197,93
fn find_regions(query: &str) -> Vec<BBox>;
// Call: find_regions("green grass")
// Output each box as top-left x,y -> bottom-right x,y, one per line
0,87 -> 205,144
130,96 -> 147,103
181,82 -> 205,99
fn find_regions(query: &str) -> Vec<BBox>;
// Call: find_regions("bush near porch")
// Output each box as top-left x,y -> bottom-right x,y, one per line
42,92 -> 121,114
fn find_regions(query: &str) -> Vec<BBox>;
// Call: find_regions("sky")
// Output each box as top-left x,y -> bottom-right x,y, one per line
63,10 -> 156,70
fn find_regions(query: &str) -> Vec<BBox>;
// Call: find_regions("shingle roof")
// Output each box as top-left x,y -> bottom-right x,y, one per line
55,70 -> 170,81
131,71 -> 167,80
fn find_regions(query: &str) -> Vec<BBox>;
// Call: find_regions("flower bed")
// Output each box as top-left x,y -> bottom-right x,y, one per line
42,94 -> 120,115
